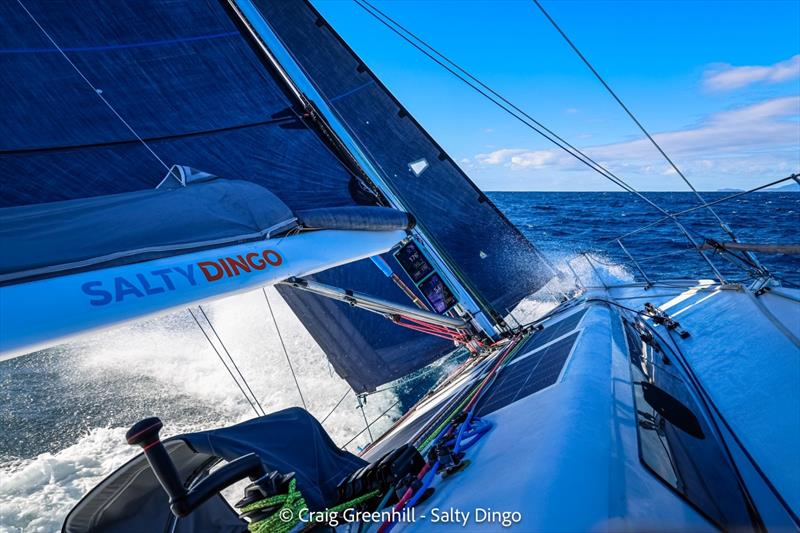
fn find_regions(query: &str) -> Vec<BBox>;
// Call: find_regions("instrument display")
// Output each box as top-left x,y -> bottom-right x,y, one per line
394,241 -> 433,283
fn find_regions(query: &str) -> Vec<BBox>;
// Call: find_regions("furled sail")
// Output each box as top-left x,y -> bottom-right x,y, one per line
0,172 -> 414,358
0,0 -> 454,390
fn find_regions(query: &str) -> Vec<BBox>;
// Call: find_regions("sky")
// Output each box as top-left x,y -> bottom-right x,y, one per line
311,0 -> 800,191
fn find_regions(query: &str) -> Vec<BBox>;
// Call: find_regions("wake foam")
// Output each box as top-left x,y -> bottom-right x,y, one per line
507,250 -> 634,325
0,428 -> 132,533
0,288 -> 399,532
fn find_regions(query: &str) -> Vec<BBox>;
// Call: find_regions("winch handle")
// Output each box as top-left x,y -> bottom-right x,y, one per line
126,417 -> 186,506
127,417 -> 266,517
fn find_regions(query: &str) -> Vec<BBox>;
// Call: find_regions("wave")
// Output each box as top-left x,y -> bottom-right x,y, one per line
0,288 -> 399,532
0,253 -> 633,532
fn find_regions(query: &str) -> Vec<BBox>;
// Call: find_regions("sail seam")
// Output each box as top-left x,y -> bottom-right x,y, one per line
0,116 -> 299,155
14,0 -> 172,173
0,31 -> 240,54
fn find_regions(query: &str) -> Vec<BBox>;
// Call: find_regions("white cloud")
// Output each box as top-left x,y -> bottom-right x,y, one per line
475,148 -> 527,165
509,150 -> 556,168
703,55 -> 800,92
473,96 -> 800,188
565,108 -> 579,114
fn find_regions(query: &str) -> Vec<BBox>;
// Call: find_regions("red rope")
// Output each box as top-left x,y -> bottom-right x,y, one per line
399,316 -> 468,340
393,320 -> 463,342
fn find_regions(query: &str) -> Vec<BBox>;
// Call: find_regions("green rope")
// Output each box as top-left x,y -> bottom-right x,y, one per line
241,478 -> 307,533
417,336 -> 528,452
241,479 -> 381,533
324,489 -> 381,515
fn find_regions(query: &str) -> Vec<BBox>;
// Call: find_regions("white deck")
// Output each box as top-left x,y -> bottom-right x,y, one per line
609,282 -> 800,514
364,280 -> 799,531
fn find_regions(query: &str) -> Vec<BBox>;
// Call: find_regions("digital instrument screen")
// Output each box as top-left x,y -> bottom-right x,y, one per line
394,241 -> 433,283
418,272 -> 457,314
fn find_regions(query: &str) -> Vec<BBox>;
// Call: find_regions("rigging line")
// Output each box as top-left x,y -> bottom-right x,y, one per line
188,308 -> 262,417
609,172 -> 800,243
355,1 -> 734,281
357,394 -> 374,442
321,388 -> 352,425
362,349 -> 465,397
342,399 -> 401,449
353,0 -> 674,220
15,0 -> 171,173
197,305 -> 266,416
356,0 -> 669,215
531,0 -> 735,235
262,288 -> 307,410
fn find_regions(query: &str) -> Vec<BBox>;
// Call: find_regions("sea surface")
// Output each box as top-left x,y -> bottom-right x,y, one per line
1,191 -> 797,531
497,191 -> 800,287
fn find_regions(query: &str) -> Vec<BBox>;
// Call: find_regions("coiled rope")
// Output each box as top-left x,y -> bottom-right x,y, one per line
240,479 -> 307,533
241,478 -> 381,533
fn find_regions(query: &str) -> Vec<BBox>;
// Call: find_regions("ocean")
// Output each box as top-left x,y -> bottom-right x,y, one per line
1,191 -> 797,531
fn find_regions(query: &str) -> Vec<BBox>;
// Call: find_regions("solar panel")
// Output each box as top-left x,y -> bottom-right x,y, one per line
477,331 -> 580,415
361,410 -> 434,461
510,308 -> 586,362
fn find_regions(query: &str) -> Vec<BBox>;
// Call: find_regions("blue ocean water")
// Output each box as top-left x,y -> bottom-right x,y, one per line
490,191 -> 800,286
0,191 -> 797,531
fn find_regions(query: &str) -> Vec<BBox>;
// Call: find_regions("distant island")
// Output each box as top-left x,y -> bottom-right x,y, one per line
767,182 -> 800,192
716,182 -> 799,193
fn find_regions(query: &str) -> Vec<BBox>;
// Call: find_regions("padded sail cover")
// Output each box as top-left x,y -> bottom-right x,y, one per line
63,408 -> 366,532
252,0 -> 551,317
181,408 -> 367,510
0,178 -> 296,284
0,0 -> 450,391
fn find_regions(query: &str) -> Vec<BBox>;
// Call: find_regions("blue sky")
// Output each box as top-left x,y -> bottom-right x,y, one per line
312,0 -> 800,191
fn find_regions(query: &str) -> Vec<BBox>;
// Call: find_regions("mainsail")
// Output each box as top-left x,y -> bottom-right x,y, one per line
0,0 -> 549,392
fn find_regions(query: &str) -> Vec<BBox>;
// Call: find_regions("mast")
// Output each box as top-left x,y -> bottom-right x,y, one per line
224,0 -> 502,339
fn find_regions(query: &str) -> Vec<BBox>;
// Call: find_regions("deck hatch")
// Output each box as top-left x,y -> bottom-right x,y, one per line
477,331 -> 580,415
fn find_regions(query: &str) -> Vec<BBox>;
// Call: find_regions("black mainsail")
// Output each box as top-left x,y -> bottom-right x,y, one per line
0,0 -> 550,392
251,0 -> 549,320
